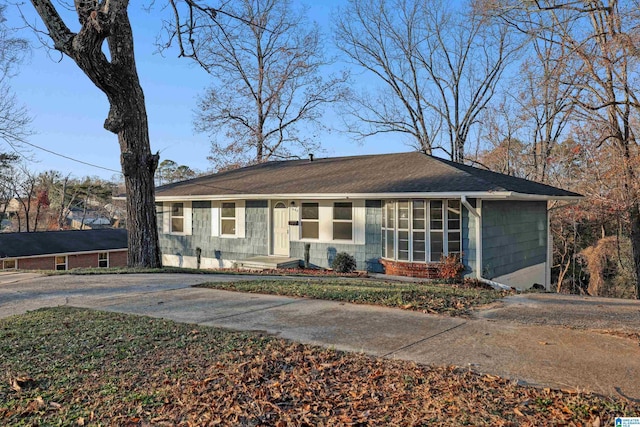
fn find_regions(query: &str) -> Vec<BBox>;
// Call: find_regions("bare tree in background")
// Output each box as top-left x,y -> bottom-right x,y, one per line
335,0 -> 519,161
163,0 -> 347,170
0,4 -> 30,150
509,10 -> 578,184
29,0 -> 160,267
499,0 -> 640,298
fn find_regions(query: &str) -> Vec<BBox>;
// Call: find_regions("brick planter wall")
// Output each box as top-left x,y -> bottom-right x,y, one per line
379,258 -> 443,279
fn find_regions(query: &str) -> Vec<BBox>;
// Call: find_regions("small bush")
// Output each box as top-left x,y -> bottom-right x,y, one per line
331,252 -> 357,273
438,253 -> 465,282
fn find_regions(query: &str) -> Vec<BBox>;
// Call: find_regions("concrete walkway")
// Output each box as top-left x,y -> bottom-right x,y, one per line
1,272 -> 639,401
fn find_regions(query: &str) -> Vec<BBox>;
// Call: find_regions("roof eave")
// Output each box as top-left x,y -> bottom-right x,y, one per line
505,192 -> 583,201
153,191 -> 579,202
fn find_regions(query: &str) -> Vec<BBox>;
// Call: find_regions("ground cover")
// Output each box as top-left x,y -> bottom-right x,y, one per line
46,266 -> 364,278
1,307 -> 635,426
197,279 -> 509,316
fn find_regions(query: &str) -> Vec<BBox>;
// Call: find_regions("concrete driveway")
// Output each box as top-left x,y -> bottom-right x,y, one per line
1,272 -> 639,401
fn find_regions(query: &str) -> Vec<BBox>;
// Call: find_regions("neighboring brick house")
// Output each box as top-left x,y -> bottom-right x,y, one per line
153,152 -> 582,290
0,229 -> 127,271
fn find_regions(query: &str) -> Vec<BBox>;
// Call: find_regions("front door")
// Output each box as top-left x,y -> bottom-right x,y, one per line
272,201 -> 289,256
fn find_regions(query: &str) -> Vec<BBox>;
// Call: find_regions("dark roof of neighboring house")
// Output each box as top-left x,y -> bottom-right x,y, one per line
155,152 -> 581,198
0,229 -> 127,258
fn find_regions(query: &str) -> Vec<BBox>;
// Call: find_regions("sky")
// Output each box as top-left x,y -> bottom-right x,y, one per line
3,1 -> 401,181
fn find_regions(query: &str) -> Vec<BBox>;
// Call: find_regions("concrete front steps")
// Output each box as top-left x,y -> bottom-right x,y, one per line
235,256 -> 301,271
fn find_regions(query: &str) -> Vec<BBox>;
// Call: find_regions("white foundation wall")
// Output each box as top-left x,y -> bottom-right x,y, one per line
162,254 -> 235,269
492,262 -> 548,290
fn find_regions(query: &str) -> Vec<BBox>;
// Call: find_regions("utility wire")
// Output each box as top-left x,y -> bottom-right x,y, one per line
4,136 -> 123,174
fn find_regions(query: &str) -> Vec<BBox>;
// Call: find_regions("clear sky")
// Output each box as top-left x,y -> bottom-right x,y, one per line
4,1 -> 404,181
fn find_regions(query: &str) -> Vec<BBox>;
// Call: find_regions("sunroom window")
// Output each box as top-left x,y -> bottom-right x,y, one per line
382,199 -> 462,263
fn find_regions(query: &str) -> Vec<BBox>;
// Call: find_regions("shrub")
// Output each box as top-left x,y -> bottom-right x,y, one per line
438,253 -> 465,282
331,252 -> 357,273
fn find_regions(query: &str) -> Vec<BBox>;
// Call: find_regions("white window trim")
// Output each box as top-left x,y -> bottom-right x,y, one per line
300,201 -> 320,241
98,252 -> 109,268
221,201 -> 237,237
294,200 -> 362,244
382,199 -> 463,263
163,201 -> 192,236
212,200 -> 245,238
332,202 -> 354,241
55,255 -> 68,271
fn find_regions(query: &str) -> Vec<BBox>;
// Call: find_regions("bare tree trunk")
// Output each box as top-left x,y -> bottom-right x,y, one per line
30,0 -> 160,267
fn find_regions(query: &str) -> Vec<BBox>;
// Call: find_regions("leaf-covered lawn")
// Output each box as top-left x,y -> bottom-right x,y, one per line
197,279 -> 509,316
1,307 -> 636,426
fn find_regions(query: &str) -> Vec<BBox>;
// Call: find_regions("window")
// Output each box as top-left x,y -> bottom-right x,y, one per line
382,201 -> 395,259
55,256 -> 67,271
397,200 -> 409,260
447,200 -> 461,257
98,252 -> 109,268
333,202 -> 353,240
221,202 -> 236,235
430,200 -> 444,262
382,199 -> 462,264
170,202 -> 184,233
2,259 -> 16,270
301,203 -> 319,239
412,200 -> 426,262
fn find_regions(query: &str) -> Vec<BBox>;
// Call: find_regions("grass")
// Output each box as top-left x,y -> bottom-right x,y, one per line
43,266 -> 362,278
197,279 -> 509,316
1,307 -> 636,426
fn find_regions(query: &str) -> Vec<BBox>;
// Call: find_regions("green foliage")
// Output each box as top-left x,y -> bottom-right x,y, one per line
331,252 -> 357,273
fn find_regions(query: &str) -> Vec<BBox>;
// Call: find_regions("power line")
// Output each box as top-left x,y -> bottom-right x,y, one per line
4,136 -> 123,175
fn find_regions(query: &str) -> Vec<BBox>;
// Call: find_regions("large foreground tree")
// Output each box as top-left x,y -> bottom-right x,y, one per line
29,0 -> 160,267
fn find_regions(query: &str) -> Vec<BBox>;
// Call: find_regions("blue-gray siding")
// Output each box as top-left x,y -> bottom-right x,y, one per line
462,199 -> 477,277
157,200 -> 269,263
482,200 -> 547,279
289,200 -> 383,271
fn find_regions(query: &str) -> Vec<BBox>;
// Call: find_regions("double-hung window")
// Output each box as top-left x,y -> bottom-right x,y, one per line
221,202 -> 236,236
333,202 -> 353,240
301,203 -> 319,239
170,203 -> 184,233
98,252 -> 109,268
55,256 -> 67,271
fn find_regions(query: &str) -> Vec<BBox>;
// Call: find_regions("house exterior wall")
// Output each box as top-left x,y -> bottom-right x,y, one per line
462,200 -> 477,277
289,199 -> 383,271
158,200 -> 269,268
158,199 -> 384,271
7,250 -> 127,271
482,200 -> 547,285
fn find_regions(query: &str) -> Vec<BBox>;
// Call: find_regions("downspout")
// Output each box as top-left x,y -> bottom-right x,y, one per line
461,196 -> 513,292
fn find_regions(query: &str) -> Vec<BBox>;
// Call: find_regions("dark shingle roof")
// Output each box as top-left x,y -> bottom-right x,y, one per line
0,229 -> 127,258
155,152 -> 581,198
